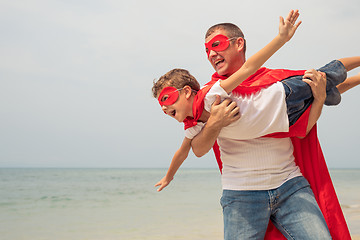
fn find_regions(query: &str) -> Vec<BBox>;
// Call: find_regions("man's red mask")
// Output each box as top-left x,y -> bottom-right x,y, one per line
205,34 -> 235,57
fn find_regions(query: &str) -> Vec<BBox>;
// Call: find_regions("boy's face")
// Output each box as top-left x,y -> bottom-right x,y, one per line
205,29 -> 244,77
157,86 -> 193,123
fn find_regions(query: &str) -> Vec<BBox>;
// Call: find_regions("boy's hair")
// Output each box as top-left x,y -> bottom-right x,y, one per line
205,23 -> 246,53
152,69 -> 200,98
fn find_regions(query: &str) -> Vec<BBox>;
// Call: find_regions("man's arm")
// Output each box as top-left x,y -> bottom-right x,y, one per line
302,69 -> 327,134
191,96 -> 240,157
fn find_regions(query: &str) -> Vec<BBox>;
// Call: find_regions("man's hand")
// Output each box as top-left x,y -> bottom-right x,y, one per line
302,69 -> 326,104
191,95 -> 240,157
208,95 -> 240,128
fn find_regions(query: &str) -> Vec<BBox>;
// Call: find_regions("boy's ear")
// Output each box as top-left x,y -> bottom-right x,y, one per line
183,85 -> 193,99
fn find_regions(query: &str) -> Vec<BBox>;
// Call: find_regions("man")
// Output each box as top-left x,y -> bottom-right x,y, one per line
189,22 -> 351,239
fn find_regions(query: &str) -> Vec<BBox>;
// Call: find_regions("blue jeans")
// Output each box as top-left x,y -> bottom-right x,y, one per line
282,60 -> 347,125
220,177 -> 332,240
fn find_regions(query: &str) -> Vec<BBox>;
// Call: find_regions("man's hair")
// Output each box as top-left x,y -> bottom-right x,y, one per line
205,23 -> 246,53
152,69 -> 200,98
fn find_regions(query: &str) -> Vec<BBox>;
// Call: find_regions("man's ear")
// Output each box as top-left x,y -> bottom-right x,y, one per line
183,85 -> 193,99
235,37 -> 245,52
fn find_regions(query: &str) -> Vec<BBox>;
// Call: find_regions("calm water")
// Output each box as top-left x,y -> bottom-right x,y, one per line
0,168 -> 359,240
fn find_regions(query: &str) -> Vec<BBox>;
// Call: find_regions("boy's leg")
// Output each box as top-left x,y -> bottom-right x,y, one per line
281,76 -> 313,126
337,72 -> 360,94
318,60 -> 347,92
327,57 -> 360,100
317,60 -> 347,105
270,177 -> 332,239
221,190 -> 271,240
338,56 -> 360,72
282,59 -> 349,126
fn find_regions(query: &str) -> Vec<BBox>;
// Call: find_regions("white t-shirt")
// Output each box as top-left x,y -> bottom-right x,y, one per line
185,81 -> 289,140
218,136 -> 302,190
185,81 -> 302,190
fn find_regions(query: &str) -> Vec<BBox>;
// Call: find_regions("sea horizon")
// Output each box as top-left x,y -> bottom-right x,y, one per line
1,168 -> 359,239
1,166 -> 360,169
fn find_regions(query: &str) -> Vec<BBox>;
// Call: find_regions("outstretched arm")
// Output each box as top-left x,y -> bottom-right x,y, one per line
155,137 -> 192,192
221,10 -> 302,93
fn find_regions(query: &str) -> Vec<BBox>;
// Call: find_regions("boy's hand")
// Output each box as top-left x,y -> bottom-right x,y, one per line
155,176 -> 172,192
279,9 -> 302,42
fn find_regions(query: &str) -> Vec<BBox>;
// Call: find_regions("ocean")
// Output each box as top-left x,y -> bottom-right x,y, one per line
0,168 -> 359,240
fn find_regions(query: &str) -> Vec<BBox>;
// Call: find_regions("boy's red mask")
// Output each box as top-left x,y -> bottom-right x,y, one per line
205,34 -> 233,57
158,87 -> 181,106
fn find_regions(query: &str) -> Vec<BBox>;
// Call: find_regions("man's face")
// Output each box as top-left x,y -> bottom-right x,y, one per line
157,87 -> 193,123
205,29 -> 244,77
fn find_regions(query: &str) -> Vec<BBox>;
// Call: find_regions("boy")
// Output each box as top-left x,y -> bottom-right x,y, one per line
153,12 -> 360,192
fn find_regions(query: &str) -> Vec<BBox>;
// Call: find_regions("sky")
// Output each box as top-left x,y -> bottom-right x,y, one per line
1,0 -> 359,169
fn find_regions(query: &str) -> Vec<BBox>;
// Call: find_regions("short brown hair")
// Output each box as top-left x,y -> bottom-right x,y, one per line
205,23 -> 246,53
152,69 -> 200,98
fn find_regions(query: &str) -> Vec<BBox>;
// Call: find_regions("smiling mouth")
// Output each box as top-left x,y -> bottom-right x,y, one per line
214,59 -> 224,66
170,110 -> 176,117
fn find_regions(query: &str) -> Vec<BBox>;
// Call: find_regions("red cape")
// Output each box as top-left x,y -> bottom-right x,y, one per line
203,68 -> 350,239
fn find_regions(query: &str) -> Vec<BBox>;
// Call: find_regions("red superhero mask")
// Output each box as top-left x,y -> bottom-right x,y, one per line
158,86 -> 182,107
205,34 -> 235,57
